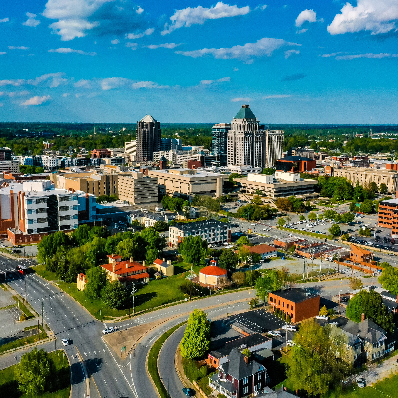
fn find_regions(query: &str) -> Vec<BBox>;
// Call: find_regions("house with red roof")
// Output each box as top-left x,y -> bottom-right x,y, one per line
199,263 -> 228,287
242,244 -> 278,260
152,258 -> 174,277
101,254 -> 149,285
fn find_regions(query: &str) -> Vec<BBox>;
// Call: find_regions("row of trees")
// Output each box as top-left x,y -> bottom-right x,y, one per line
275,197 -> 309,213
38,224 -> 165,283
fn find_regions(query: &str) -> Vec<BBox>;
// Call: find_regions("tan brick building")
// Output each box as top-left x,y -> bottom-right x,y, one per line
268,288 -> 320,323
118,172 -> 158,208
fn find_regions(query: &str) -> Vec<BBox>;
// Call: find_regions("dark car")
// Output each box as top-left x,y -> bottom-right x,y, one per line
182,387 -> 195,396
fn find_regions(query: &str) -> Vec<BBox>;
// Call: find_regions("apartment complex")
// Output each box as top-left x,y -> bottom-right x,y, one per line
275,156 -> 316,173
332,167 -> 398,193
0,161 -> 20,173
118,172 -> 158,208
148,168 -> 224,198
124,140 -> 136,162
211,123 -> 230,166
169,219 -> 231,246
234,172 -> 318,199
136,115 -> 161,162
227,105 -> 284,172
51,171 -> 120,197
378,198 -> 398,236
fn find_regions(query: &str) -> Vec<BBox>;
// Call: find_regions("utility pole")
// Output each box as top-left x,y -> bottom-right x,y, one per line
24,278 -> 27,303
131,283 -> 137,315
42,301 -> 44,330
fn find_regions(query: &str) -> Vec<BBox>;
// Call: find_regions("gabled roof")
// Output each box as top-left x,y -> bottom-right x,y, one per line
101,260 -> 147,276
140,114 -> 156,123
200,265 -> 227,276
221,348 -> 265,380
350,244 -> 371,256
243,244 -> 277,254
234,105 -> 256,120
154,258 -> 171,268
341,319 -> 387,344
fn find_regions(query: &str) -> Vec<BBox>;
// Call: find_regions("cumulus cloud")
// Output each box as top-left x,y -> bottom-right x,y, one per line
8,46 -> 29,50
126,42 -> 138,50
28,73 -> 68,88
295,9 -> 317,27
126,28 -> 154,39
23,12 -> 40,27
101,77 -> 131,90
0,90 -> 30,98
285,49 -> 300,58
74,79 -> 92,88
146,43 -> 181,49
200,77 -> 230,85
111,39 -> 119,45
162,2 -> 250,35
0,79 -> 25,87
328,0 -> 398,35
21,95 -> 51,106
281,73 -> 306,82
49,48 -> 96,55
176,37 -> 300,62
43,0 -> 148,41
231,97 -> 251,102
263,94 -> 291,99
0,18 -> 9,23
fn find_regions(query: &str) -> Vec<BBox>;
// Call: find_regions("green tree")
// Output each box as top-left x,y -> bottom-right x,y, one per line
179,236 -> 208,266
218,249 -> 239,271
103,280 -> 129,309
255,270 -> 283,304
251,195 -> 262,205
180,309 -> 211,359
299,215 -> 306,221
284,320 -> 351,396
349,277 -> 363,290
349,201 -> 357,212
277,218 -> 286,227
380,183 -> 388,195
319,305 -> 328,316
15,348 -> 55,396
261,167 -> 275,175
236,235 -> 251,246
360,199 -> 374,214
346,290 -> 394,332
379,265 -> 398,295
232,271 -> 245,286
85,266 -> 107,299
329,223 -> 341,237
153,220 -> 169,232
341,212 -> 355,223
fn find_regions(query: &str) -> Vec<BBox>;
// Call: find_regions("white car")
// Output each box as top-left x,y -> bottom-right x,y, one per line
286,340 -> 295,347
268,330 -> 282,337
61,338 -> 69,346
316,315 -> 329,320
282,325 -> 297,331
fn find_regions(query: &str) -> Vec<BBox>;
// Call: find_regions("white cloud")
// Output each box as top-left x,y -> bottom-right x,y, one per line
256,5 -> 267,11
62,93 -> 69,97
146,43 -> 181,50
21,95 -> 51,106
320,52 -> 343,58
126,28 -> 154,39
0,18 -> 9,23
0,79 -> 25,87
111,39 -> 119,44
48,48 -> 96,55
23,12 -> 40,27
335,53 -> 398,60
101,77 -> 131,90
295,9 -> 317,27
231,97 -> 251,102
262,94 -> 291,99
74,79 -> 92,88
28,73 -> 68,88
131,81 -> 169,89
0,90 -> 30,98
126,42 -> 138,50
136,6 -> 144,15
176,38 -> 300,62
43,0 -> 148,41
162,2 -> 250,35
233,67 -> 239,71
0,52 -> 6,55
200,77 -> 230,85
328,0 -> 398,35
285,49 -> 300,58
297,28 -> 308,34
8,46 -> 29,50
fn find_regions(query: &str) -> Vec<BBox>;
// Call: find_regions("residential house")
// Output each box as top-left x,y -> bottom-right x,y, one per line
152,258 -> 174,277
199,263 -> 228,287
242,244 -> 278,260
101,254 -> 149,285
209,348 -> 269,398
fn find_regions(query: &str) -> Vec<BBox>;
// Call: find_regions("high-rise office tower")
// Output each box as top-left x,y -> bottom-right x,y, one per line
136,115 -> 161,162
211,123 -> 230,166
227,105 -> 284,170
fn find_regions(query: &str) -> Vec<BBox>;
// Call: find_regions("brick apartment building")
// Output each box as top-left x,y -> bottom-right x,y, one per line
268,288 -> 320,323
91,148 -> 111,158
378,198 -> 398,236
275,156 -> 316,173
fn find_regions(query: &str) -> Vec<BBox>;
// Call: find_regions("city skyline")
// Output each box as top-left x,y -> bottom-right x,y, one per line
1,0 -> 398,124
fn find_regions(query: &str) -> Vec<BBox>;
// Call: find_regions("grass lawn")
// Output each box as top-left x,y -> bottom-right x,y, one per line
34,262 -> 203,319
0,350 -> 70,398
0,325 -> 48,354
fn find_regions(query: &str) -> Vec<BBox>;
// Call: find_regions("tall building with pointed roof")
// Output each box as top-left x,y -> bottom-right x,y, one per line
136,114 -> 161,162
227,105 -> 284,172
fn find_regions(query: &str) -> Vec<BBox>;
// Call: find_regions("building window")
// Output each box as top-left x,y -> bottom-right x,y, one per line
243,386 -> 249,394
243,377 -> 248,385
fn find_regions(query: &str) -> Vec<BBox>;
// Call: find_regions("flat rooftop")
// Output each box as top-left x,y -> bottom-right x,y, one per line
270,288 -> 319,303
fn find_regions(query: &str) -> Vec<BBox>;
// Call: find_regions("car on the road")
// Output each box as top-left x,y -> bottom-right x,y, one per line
282,325 -> 297,331
267,330 -> 282,337
182,387 -> 195,396
102,327 -> 115,335
61,338 -> 69,346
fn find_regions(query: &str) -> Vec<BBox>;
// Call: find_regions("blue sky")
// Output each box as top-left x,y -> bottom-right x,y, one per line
1,0 -> 398,124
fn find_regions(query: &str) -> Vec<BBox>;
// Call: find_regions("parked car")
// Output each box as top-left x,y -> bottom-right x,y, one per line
316,315 -> 329,320
282,325 -> 297,331
356,377 -> 366,388
268,330 -> 282,337
61,338 -> 69,346
182,387 -> 195,396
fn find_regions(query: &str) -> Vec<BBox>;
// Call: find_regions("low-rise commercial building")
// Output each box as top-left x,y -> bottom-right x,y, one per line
275,156 -> 316,173
0,161 -> 20,173
235,173 -> 318,199
148,168 -> 224,198
268,288 -> 320,323
332,167 -> 398,193
169,219 -> 231,246
118,172 -> 158,209
242,244 -> 278,260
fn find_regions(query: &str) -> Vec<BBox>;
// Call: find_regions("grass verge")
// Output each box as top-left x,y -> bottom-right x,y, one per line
0,325 -> 47,355
0,349 -> 70,398
147,322 -> 186,398
12,296 -> 34,319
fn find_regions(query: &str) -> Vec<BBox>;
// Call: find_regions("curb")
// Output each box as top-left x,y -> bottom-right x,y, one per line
146,345 -> 162,398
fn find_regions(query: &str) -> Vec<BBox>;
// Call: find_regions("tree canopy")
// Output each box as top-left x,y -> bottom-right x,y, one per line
346,290 -> 394,332
180,309 -> 211,359
103,280 -> 129,309
255,270 -> 284,304
218,249 -> 239,271
379,265 -> 398,295
85,266 -> 107,300
178,236 -> 208,266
